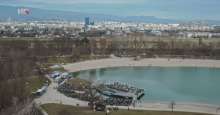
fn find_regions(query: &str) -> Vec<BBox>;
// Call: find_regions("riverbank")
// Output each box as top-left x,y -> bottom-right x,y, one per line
64,58 -> 220,73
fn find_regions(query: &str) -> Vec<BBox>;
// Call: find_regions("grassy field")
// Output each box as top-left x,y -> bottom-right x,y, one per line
26,76 -> 50,95
41,104 -> 211,115
48,66 -> 66,72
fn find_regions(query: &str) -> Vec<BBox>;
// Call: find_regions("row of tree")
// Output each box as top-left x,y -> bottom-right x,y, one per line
1,38 -> 220,60
0,47 -> 39,115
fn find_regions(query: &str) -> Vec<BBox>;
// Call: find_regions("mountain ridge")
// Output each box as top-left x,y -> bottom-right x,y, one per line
0,5 -> 219,25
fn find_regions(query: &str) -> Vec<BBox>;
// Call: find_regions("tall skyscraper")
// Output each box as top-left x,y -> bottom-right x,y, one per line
84,17 -> 90,32
85,17 -> 90,26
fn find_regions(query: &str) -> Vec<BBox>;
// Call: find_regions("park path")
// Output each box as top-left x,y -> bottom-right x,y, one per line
34,75 -> 88,107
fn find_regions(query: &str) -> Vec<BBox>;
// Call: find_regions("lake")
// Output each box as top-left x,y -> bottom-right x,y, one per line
73,67 -> 220,105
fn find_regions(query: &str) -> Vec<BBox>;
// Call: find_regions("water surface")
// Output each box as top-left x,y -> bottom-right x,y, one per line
73,67 -> 220,105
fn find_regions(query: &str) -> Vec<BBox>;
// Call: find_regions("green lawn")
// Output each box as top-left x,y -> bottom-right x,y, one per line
48,67 -> 66,72
26,76 -> 50,95
41,104 -> 211,115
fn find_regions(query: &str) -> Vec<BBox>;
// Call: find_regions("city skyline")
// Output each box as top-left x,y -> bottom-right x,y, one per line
0,0 -> 220,20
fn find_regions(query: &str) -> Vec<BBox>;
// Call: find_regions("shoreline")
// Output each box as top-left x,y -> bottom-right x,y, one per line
64,58 -> 220,73
61,58 -> 220,114
132,101 -> 219,114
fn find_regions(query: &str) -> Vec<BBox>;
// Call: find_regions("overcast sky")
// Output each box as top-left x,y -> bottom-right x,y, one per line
1,0 -> 220,20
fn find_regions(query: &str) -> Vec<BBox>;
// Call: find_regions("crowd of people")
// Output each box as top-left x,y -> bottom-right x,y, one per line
58,83 -> 75,94
107,82 -> 143,93
106,82 -> 131,92
106,82 -> 144,98
57,79 -> 144,107
57,81 -> 101,102
104,97 -> 133,106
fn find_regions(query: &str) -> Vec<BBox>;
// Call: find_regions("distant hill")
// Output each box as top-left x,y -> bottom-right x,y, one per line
0,5 -> 220,25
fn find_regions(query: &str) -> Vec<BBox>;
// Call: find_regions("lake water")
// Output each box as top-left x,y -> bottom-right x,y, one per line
73,67 -> 220,105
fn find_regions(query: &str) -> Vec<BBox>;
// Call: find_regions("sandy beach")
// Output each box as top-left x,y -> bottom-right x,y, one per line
64,58 -> 220,73
62,58 -> 220,114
